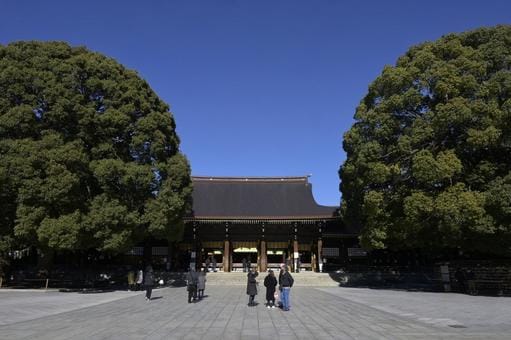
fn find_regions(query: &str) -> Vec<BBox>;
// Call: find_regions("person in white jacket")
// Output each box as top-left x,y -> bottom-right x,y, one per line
136,268 -> 143,291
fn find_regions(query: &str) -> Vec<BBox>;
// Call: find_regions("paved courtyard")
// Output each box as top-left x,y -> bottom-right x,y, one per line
0,286 -> 510,339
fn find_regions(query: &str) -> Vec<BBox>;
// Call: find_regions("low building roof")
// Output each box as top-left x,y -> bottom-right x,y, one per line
189,176 -> 338,221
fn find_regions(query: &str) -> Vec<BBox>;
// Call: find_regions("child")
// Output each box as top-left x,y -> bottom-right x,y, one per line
264,270 -> 278,308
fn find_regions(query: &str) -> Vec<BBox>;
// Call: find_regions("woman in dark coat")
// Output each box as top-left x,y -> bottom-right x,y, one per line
144,265 -> 155,301
246,268 -> 258,306
264,270 -> 278,308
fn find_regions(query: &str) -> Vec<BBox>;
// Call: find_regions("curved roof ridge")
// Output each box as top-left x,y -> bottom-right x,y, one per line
192,175 -> 310,182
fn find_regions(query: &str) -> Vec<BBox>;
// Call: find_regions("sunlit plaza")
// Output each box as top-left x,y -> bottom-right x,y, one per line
1,283 -> 511,339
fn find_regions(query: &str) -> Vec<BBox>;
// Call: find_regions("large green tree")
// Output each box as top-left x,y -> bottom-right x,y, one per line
0,41 -> 192,268
340,26 -> 511,256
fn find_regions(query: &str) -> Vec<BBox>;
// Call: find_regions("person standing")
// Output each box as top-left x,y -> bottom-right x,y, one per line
277,263 -> 285,308
264,270 -> 278,308
279,266 -> 294,311
205,256 -> 211,272
212,256 -> 217,272
186,267 -> 198,303
127,268 -> 135,291
136,267 -> 144,291
197,268 -> 206,299
246,268 -> 258,306
144,265 -> 155,301
242,257 -> 247,272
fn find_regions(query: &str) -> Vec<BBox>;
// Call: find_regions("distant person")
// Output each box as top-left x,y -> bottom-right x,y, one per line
242,257 -> 247,272
321,257 -> 327,273
136,268 -> 144,291
247,257 -> 251,271
205,256 -> 211,272
186,267 -> 198,303
455,268 -> 466,293
212,256 -> 217,272
197,268 -> 206,299
127,268 -> 135,291
286,257 -> 292,270
246,267 -> 259,306
279,266 -> 294,311
264,270 -> 278,308
144,265 -> 155,301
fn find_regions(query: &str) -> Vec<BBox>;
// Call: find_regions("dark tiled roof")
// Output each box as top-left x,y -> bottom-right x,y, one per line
190,176 -> 338,219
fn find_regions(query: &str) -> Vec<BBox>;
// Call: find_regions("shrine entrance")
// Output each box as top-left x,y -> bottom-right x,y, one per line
232,241 -> 257,272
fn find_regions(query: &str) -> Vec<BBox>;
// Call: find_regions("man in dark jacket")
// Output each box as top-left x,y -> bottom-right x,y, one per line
264,270 -> 278,308
144,265 -> 155,301
277,263 -> 285,307
246,268 -> 258,306
186,268 -> 198,303
279,266 -> 294,311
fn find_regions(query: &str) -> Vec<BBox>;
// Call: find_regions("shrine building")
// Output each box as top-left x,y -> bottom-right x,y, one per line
181,176 -> 359,272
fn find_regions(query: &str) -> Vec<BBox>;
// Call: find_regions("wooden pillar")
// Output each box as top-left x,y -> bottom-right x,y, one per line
317,221 -> 324,273
190,222 -> 198,270
223,240 -> 230,272
293,222 -> 299,273
311,242 -> 316,272
223,222 -> 230,272
293,240 -> 299,273
260,240 -> 267,272
260,222 -> 267,272
318,239 -> 323,272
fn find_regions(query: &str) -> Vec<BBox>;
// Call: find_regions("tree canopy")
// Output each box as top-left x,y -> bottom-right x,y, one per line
340,25 -> 511,256
0,41 -> 192,264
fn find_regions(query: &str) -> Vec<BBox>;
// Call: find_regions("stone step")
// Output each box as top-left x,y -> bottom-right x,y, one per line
202,272 -> 340,287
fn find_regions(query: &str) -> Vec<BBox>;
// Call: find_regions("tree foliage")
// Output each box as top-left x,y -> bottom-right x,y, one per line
0,41 -> 192,263
340,26 -> 511,255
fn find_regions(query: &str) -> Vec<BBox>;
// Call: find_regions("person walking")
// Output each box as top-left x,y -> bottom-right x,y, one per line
197,268 -> 206,299
186,267 -> 198,303
136,267 -> 144,291
246,267 -> 258,306
264,270 -> 278,308
279,266 -> 294,311
144,265 -> 155,301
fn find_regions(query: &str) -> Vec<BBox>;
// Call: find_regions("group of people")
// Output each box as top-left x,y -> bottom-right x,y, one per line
127,267 -> 145,291
135,260 -> 294,310
128,265 -> 156,301
185,268 -> 207,303
204,255 -> 217,272
246,264 -> 294,311
241,257 -> 252,272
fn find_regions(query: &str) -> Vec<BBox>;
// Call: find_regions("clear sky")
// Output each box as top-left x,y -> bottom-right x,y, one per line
1,0 -> 510,205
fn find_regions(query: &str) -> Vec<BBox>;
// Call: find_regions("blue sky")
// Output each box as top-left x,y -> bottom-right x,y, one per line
1,0 -> 510,205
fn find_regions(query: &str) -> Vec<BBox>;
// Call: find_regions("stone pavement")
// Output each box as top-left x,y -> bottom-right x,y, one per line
0,286 -> 509,339
318,287 -> 511,332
